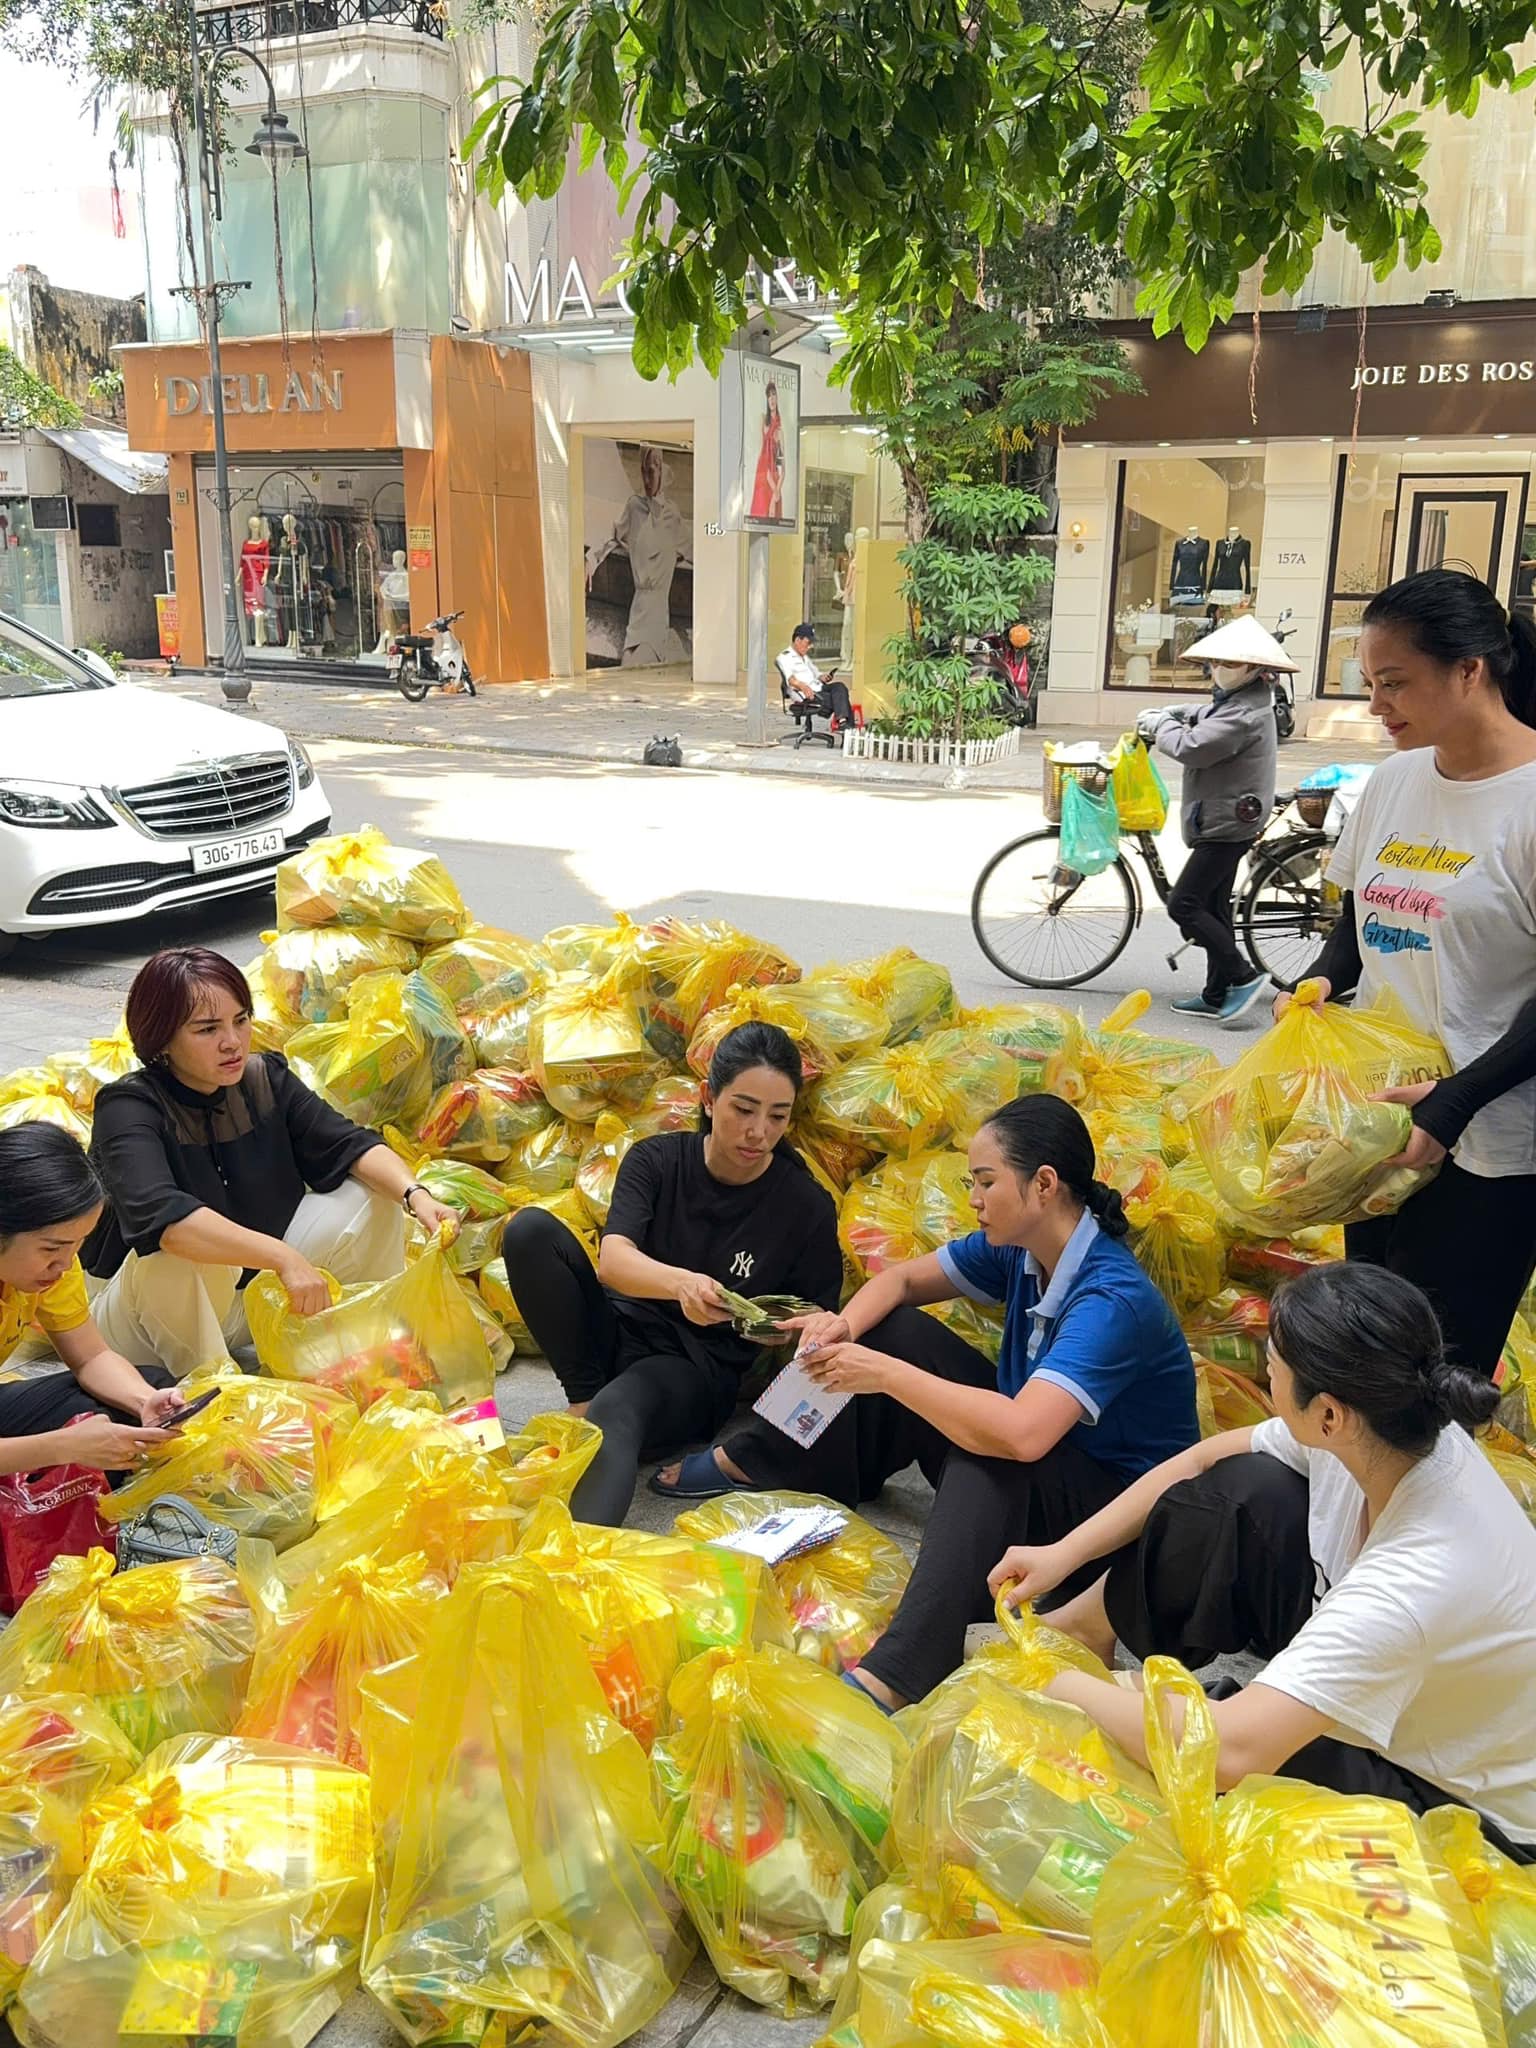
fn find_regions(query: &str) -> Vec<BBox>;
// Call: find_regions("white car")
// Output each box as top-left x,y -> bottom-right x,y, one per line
0,612 -> 331,961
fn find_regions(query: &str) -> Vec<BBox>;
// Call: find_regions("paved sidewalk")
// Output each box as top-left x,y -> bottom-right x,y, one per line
149,664 -> 1384,791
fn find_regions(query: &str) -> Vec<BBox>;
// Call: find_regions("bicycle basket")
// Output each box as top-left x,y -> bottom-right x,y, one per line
1043,744 -> 1113,824
1295,791 -> 1331,828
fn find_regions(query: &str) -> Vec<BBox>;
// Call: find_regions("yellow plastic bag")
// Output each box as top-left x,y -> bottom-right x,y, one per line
635,916 -> 802,1051
687,977 -> 888,1085
0,1072 -> 91,1146
98,1360 -> 355,1552
285,968 -> 431,1131
239,1551 -> 446,1768
675,1490 -> 912,1673
415,1064 -> 554,1162
653,1644 -> 909,2012
276,823 -> 468,941
1125,1168 -> 1231,1317
418,924 -> 551,1013
1484,1427 -> 1536,1527
630,1068 -> 703,1136
498,1410 -> 604,1513
530,969 -> 660,1119
810,1032 -> 1017,1161
0,1549 -> 258,1756
0,1693 -> 139,2010
1181,1285 -> 1271,1377
402,1154 -> 512,1273
827,1931 -> 1110,2048
246,923 -> 420,1028
313,1388 -> 467,1523
960,1002 -> 1087,1100
515,1499 -> 791,1748
1187,979 -> 1454,1233
360,1556 -> 695,2048
795,1115 -> 882,1199
1498,1304 -> 1536,1444
893,1605 -> 1155,1940
1110,732 -> 1170,832
575,1111 -> 637,1228
11,1735 -> 372,2048
836,950 -> 957,1048
1424,1804 -> 1536,2046
496,1113 -> 593,1197
1078,992 -> 1218,1116
1194,1356 -> 1276,1437
465,996 -> 534,1071
248,1233 -> 496,1415
1092,1659 -> 1504,2048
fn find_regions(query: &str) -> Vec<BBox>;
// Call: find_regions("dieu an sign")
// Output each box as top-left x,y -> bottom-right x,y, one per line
165,370 -> 346,416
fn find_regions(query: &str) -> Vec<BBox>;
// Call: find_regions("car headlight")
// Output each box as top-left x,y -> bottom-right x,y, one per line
288,740 -> 316,790
0,780 -> 113,828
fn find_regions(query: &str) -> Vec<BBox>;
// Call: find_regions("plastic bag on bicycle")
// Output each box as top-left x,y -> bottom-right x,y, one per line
1058,778 -> 1120,877
1110,734 -> 1170,833
1185,978 -> 1453,1233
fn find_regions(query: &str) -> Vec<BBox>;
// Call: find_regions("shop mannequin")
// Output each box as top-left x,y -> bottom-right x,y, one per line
1207,525 -> 1252,601
1169,525 -> 1209,605
838,525 -> 868,665
375,550 -> 410,655
278,513 -> 310,651
240,516 -> 271,648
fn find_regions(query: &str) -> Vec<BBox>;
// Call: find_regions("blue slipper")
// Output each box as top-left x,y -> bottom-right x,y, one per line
648,1449 -> 756,1501
841,1669 -> 896,1716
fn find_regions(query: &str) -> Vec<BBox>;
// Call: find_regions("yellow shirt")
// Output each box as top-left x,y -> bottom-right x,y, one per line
0,1260 -> 91,1371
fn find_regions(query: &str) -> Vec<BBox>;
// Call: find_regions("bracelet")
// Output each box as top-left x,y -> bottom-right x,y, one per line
401,1183 -> 427,1214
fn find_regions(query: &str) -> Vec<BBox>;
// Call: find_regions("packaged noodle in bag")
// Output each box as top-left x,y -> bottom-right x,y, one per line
1092,1659 -> 1503,2048
98,1360 -> 354,1552
239,1552 -> 446,1768
675,1491 -> 911,1673
0,1694 -> 139,2010
1182,1286 -> 1270,1377
960,1002 -> 1086,1101
276,823 -> 468,941
1125,1168 -> 1231,1317
575,1111 -> 637,1228
1423,1804 -> 1536,2046
1078,992 -> 1218,1117
688,978 -> 887,1086
415,1064 -> 554,1162
530,969 -> 660,1120
11,1734 -> 372,2048
894,1608 -> 1158,1940
828,1931 -> 1111,2048
515,1500 -> 791,1748
1186,979 -> 1454,1234
285,970 -> 430,1131
811,1032 -> 1017,1162
497,1113 -> 593,1197
0,1550 -> 258,1755
247,924 -> 420,1029
830,950 -> 957,1048
418,924 -> 551,1013
248,1233 -> 495,1415
653,1643 -> 909,2012
465,996 -> 534,1071
361,1556 -> 695,2048
636,916 -> 802,1053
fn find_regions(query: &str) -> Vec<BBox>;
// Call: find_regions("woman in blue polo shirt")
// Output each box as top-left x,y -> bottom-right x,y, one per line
654,1094 -> 1197,1708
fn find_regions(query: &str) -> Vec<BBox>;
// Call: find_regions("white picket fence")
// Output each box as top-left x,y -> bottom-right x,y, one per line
841,725 -> 1023,769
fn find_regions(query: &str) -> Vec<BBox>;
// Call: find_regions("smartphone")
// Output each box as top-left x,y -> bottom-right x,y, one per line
162,1385 -> 223,1430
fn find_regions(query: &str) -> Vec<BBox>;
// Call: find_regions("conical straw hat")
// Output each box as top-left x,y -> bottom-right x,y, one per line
1180,613 -> 1298,672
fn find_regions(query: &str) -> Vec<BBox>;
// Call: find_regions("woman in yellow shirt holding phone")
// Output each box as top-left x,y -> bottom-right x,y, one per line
0,1123 -> 183,1473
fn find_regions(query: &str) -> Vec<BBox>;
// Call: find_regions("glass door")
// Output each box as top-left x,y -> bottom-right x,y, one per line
1392,475 -> 1528,594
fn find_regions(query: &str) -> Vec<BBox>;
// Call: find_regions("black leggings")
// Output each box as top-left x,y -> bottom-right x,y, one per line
720,1304 -> 1128,1701
1347,1158 -> 1536,1377
500,1208 -> 737,1526
0,1364 -> 176,1485
1104,1451 -> 1536,1864
1166,839 -> 1252,1001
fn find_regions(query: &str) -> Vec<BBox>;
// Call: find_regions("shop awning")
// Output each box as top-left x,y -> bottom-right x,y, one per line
38,426 -> 168,496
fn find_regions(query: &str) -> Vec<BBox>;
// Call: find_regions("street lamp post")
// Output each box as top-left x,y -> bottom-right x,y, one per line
179,0 -> 306,705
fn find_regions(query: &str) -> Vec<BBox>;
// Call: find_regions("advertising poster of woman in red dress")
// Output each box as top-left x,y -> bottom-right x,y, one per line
748,381 -> 784,521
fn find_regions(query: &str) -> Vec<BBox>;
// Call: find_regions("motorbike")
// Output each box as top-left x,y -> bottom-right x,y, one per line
386,611 -> 476,702
1271,606 -> 1298,740
967,622 -> 1038,727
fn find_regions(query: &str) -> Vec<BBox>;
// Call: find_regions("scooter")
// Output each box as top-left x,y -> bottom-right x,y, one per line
1271,607 -> 1297,740
968,623 -> 1038,727
387,611 -> 477,702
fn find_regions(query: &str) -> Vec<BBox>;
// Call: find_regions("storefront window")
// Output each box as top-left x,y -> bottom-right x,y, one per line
0,499 -> 64,644
773,423 -> 903,670
1107,455 -> 1267,689
196,457 -> 405,663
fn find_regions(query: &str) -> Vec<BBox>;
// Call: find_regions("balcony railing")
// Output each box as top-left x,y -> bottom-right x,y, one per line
197,0 -> 445,48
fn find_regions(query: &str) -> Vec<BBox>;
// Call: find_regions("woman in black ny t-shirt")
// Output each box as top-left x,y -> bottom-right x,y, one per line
500,1022 -> 842,1523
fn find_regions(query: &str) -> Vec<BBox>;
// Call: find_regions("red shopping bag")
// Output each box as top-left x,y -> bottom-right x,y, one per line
0,1462 -> 115,1614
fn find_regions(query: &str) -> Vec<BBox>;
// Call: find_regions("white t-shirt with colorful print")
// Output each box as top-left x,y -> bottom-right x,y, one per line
1330,749 -> 1536,1178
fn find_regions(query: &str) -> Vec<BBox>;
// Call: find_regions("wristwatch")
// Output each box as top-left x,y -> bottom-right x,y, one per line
401,1183 -> 427,1214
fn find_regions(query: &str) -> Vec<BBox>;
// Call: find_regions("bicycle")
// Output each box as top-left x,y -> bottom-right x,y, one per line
969,738 -> 1339,992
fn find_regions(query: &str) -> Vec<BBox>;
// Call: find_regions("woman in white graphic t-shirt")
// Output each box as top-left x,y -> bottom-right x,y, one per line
988,1259 -> 1536,1864
1279,569 -> 1536,1376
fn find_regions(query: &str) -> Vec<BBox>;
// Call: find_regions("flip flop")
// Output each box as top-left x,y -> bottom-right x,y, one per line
648,1449 -> 756,1501
841,1670 -> 896,1716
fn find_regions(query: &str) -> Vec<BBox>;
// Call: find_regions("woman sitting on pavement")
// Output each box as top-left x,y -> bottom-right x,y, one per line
85,946 -> 458,1377
501,1022 -> 843,1527
990,1259 -> 1536,1863
655,1094 -> 1200,1710
0,1123 -> 184,1472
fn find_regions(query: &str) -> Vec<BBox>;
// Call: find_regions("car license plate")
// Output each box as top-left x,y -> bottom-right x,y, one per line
191,828 -> 284,875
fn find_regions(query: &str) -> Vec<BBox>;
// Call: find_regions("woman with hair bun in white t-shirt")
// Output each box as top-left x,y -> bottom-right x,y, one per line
1280,568 -> 1536,1376
989,1260 -> 1536,1866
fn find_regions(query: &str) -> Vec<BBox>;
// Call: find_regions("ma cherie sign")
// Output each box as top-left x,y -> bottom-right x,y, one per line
165,370 -> 347,416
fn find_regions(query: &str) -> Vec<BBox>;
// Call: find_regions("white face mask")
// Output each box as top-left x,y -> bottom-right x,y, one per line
1210,661 -> 1260,690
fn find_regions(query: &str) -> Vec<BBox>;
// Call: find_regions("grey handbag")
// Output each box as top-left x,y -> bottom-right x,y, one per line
114,1494 -> 238,1571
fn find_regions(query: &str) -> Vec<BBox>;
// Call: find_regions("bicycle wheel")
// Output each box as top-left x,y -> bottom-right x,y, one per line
971,828 -> 1137,989
1238,832 -> 1337,987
